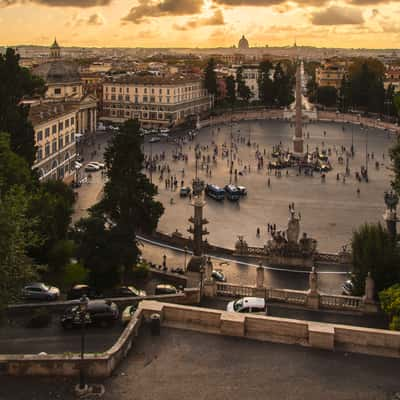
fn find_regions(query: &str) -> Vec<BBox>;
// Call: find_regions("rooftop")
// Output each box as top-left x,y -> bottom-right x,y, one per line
105,73 -> 203,85
29,101 -> 78,126
2,326 -> 399,399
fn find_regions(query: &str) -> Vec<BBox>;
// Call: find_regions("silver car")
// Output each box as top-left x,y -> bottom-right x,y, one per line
22,282 -> 60,301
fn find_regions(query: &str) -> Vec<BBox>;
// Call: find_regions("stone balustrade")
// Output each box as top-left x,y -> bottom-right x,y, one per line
320,294 -> 362,310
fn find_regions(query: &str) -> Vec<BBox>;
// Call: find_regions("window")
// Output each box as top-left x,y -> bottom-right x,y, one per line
159,88 -> 162,94
73,87 -> 77,93
159,96 -> 162,103
125,95 -> 130,101
54,88 -> 61,95
65,134 -> 70,145
45,143 -> 50,157
144,88 -> 147,94
52,125 -> 57,134
58,136 -> 63,149
134,95 -> 139,103
111,95 -> 116,100
150,96 -> 155,103
105,86 -> 109,92
65,119 -> 70,128
37,147 -> 43,161
45,128 -> 50,138
126,87 -> 129,93
58,122 -> 64,131
167,89 -> 170,95
36,131 -> 43,142
143,96 -> 148,102
118,95 -> 123,101
52,140 -> 57,153
135,87 -> 138,93
151,88 -> 155,94
111,87 -> 116,92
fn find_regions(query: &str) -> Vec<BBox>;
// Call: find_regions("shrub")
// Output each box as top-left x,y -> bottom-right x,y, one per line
132,260 -> 150,280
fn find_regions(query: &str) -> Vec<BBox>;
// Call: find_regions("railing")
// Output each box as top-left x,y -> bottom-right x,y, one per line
320,294 -> 362,310
268,288 -> 308,305
216,283 -> 255,298
215,283 -> 364,311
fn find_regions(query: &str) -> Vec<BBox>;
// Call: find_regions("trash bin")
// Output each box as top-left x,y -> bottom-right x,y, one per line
150,313 -> 161,336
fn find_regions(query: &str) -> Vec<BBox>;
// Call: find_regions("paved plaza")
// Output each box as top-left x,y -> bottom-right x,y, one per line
148,119 -> 394,254
3,326 -> 399,400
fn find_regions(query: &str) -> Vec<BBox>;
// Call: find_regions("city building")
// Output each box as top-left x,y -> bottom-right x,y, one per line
32,40 -> 98,135
29,101 -> 78,182
238,35 -> 250,50
315,59 -> 348,90
101,74 -> 212,128
384,66 -> 400,93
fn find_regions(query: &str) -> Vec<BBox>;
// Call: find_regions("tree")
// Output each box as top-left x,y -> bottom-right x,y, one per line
225,75 -> 236,105
95,119 -> 164,279
272,62 -> 294,107
0,48 -> 44,166
351,223 -> 400,296
204,58 -> 218,97
236,67 -> 252,102
258,60 -> 274,106
379,284 -> 400,331
316,86 -> 337,107
393,93 -> 400,120
28,180 -> 75,266
0,186 -> 39,307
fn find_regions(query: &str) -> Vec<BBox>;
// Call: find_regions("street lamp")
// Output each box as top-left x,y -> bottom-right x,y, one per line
184,246 -> 188,272
79,294 -> 89,391
199,264 -> 205,299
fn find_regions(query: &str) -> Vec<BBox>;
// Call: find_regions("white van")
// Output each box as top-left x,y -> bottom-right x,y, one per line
226,297 -> 266,314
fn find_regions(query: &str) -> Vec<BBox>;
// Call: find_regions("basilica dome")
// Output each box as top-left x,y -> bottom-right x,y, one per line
238,35 -> 249,50
33,60 -> 81,84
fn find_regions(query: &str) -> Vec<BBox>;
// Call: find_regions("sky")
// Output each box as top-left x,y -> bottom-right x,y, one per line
0,0 -> 400,48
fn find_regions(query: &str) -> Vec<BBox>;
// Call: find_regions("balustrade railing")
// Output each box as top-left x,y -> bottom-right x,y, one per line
216,283 -> 255,298
320,294 -> 361,310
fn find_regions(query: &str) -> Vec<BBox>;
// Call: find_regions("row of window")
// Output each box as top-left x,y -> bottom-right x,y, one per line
105,85 -> 201,95
36,132 -> 75,162
104,92 -> 205,104
36,117 -> 75,142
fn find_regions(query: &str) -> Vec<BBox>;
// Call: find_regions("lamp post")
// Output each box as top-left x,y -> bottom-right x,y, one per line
149,140 -> 153,184
184,246 -> 188,272
199,264 -> 205,299
351,123 -> 354,157
79,294 -> 89,391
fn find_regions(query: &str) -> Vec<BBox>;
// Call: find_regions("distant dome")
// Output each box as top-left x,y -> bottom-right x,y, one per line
238,35 -> 249,50
51,38 -> 60,49
33,60 -> 80,84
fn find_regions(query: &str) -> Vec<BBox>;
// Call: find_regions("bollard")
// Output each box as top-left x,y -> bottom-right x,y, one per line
150,313 -> 161,336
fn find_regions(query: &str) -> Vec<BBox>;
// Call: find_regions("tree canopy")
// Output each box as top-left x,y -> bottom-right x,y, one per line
204,58 -> 218,97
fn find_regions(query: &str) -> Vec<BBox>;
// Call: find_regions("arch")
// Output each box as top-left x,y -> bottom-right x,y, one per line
51,159 -> 58,170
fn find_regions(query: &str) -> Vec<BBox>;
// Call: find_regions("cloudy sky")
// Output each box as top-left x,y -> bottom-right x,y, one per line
1,0 -> 399,48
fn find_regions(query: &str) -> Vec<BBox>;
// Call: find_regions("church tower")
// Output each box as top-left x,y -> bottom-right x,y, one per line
50,38 -> 61,59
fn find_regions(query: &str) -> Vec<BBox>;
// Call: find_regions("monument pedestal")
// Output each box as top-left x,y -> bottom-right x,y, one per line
187,255 -> 205,272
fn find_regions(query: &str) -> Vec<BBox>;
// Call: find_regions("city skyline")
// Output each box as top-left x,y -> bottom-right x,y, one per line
1,0 -> 400,49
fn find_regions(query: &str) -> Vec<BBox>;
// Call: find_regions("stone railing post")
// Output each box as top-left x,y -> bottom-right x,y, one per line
362,272 -> 379,313
203,257 -> 217,298
254,262 -> 266,298
307,267 -> 320,309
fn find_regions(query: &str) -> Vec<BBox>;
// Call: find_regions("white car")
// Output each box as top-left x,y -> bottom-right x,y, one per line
89,161 -> 105,169
85,163 -> 100,172
121,304 -> 138,324
226,297 -> 266,314
160,128 -> 170,134
149,137 -> 160,143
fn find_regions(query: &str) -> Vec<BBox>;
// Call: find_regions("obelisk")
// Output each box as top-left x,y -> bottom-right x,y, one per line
293,61 -> 304,154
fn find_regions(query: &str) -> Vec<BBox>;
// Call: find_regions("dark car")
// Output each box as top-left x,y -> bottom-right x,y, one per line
237,186 -> 247,196
179,186 -> 191,197
155,284 -> 178,295
66,284 -> 102,300
212,270 -> 227,282
110,286 -> 146,298
22,282 -> 60,301
61,300 -> 119,329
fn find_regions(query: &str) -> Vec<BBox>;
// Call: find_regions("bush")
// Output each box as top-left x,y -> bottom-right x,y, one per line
27,308 -> 52,328
132,260 -> 150,280
62,262 -> 88,288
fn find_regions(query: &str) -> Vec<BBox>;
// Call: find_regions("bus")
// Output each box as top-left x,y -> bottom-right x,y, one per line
205,184 -> 225,201
224,184 -> 241,201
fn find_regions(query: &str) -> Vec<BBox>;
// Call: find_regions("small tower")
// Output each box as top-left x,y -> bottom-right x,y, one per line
187,196 -> 209,271
50,38 -> 61,59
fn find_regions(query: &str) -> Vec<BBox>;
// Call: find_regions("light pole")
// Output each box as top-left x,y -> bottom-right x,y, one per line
199,264 -> 205,299
184,246 -> 188,272
149,140 -> 153,184
351,123 -> 354,157
79,294 -> 89,391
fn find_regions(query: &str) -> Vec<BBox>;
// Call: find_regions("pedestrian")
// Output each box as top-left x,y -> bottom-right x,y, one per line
267,178 -> 270,187
256,227 -> 260,237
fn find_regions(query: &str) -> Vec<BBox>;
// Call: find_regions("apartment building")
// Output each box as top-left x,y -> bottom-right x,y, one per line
101,74 -> 212,128
315,59 -> 348,90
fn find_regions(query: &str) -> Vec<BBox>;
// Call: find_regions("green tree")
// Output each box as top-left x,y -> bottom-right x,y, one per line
204,58 -> 218,97
379,284 -> 400,331
225,75 -> 236,105
236,67 -> 252,102
316,86 -> 337,107
393,93 -> 400,120
0,186 -> 39,307
351,223 -> 400,296
272,62 -> 294,107
0,48 -> 44,166
95,119 -> 164,279
28,180 -> 75,266
258,60 -> 274,106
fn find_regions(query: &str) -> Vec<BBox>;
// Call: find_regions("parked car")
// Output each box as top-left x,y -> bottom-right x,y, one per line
22,282 -> 60,301
121,304 -> 138,324
160,128 -> 170,134
66,284 -> 102,300
61,300 -> 119,329
342,280 -> 354,296
212,270 -> 226,282
226,297 -> 267,314
237,186 -> 247,196
180,186 -> 191,197
111,286 -> 146,298
88,161 -> 105,169
155,284 -> 178,295
149,137 -> 161,143
84,163 -> 100,172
